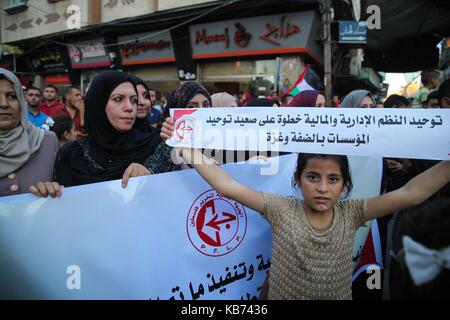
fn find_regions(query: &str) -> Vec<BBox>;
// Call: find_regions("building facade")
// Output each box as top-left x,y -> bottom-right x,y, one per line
1,0 -> 391,99
1,0 -> 326,96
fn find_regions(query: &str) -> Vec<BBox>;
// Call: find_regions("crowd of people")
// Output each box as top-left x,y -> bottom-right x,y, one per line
1,65 -> 449,300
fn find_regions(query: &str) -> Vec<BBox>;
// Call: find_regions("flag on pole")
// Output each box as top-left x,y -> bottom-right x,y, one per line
285,64 -> 322,96
274,57 -> 282,96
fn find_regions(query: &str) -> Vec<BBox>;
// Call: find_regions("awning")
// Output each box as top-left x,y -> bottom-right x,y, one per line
335,0 -> 450,72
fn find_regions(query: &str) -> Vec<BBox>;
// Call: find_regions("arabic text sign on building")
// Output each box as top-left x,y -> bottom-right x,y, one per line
167,107 -> 450,160
29,48 -> 66,73
68,38 -> 111,69
339,21 -> 367,44
189,11 -> 323,63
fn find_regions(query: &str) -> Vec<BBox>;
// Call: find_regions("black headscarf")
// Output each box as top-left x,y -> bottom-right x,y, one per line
128,75 -> 155,134
246,98 -> 280,107
55,71 -> 160,185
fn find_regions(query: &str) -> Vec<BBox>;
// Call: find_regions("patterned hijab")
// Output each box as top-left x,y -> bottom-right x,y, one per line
0,68 -> 44,178
161,81 -> 211,120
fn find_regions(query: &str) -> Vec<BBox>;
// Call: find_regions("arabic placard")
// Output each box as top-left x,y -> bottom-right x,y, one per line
167,107 -> 450,160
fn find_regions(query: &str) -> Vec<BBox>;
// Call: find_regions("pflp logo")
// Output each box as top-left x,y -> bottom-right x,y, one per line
174,115 -> 197,144
187,190 -> 247,257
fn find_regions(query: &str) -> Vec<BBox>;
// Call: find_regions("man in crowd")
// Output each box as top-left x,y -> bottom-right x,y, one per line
25,86 -> 51,128
438,78 -> 450,108
383,94 -> 410,108
63,86 -> 87,138
412,69 -> 440,108
39,84 -> 65,117
423,91 -> 439,108
148,88 -> 162,127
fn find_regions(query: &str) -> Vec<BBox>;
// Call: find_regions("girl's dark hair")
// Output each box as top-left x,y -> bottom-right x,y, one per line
293,153 -> 353,199
50,115 -> 73,140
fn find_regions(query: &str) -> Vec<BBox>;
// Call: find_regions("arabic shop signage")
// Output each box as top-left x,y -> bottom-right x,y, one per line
190,11 -> 322,60
68,38 -> 111,69
339,21 -> 367,44
29,48 -> 66,73
117,31 -> 175,66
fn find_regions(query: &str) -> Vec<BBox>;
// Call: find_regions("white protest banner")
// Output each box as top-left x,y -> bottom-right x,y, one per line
0,155 -> 380,299
167,107 -> 450,160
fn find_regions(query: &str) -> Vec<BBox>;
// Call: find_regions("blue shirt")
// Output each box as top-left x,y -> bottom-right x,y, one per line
28,110 -> 49,128
148,108 -> 162,125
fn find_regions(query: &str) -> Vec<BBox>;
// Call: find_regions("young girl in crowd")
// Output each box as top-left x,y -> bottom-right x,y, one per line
175,148 -> 449,299
159,118 -> 450,299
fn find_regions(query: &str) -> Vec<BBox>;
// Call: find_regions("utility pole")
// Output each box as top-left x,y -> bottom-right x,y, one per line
320,0 -> 333,104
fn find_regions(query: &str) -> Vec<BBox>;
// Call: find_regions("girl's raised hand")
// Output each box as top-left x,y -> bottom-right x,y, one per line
160,117 -> 174,141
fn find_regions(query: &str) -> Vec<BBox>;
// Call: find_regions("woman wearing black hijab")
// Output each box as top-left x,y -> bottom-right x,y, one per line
129,75 -> 154,133
54,71 -> 179,188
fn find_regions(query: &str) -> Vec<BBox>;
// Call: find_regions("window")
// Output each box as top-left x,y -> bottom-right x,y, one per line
4,0 -> 28,15
11,0 -> 26,6
200,59 -> 276,96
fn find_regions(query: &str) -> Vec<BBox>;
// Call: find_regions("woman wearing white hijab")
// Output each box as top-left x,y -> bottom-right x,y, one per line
0,68 -> 59,197
211,92 -> 238,107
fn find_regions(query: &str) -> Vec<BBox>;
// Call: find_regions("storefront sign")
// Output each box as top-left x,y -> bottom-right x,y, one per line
29,48 -> 66,73
190,11 -> 323,64
118,31 -> 175,66
68,38 -> 111,69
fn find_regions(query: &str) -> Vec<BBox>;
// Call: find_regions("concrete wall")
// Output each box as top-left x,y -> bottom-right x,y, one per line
1,0 -> 91,43
0,0 -> 220,43
101,0 -> 218,22
101,0 -> 155,23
